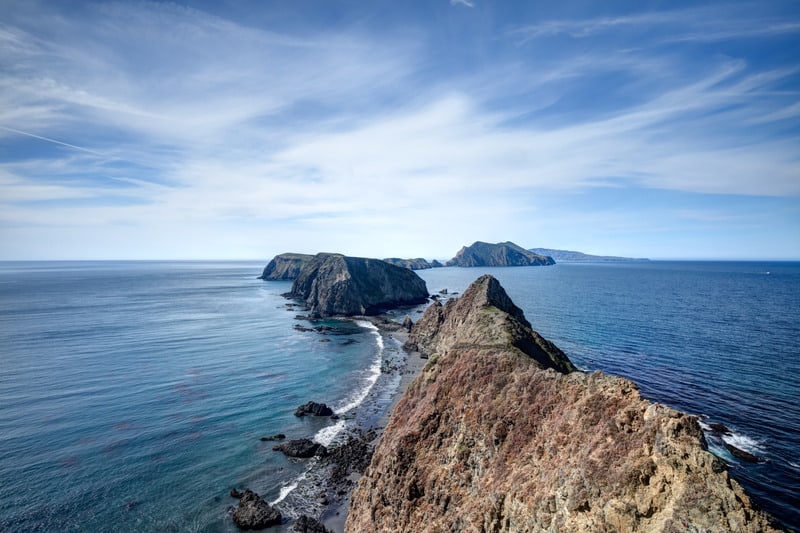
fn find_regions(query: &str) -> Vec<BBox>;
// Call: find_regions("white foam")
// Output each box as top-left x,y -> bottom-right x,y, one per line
314,418 -> 346,447
721,432 -> 764,454
333,321 -> 384,416
270,468 -> 309,505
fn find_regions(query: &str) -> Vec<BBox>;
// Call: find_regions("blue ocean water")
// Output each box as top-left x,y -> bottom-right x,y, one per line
1,261 -> 798,531
0,262 -> 404,532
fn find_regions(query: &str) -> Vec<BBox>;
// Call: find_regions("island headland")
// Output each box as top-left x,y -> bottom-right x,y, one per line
258,253 -> 314,280
382,257 -> 443,270
529,247 -> 649,263
346,275 -> 779,532
446,241 -> 555,267
286,252 -> 430,318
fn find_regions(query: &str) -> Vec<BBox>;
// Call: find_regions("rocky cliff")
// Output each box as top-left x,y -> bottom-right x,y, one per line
383,258 -> 443,270
346,275 -> 777,532
446,241 -> 555,267
288,253 -> 429,317
259,253 -> 314,280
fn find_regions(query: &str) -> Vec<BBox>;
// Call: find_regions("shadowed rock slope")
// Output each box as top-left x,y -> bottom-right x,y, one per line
288,253 -> 429,318
346,275 -> 777,532
259,253 -> 314,280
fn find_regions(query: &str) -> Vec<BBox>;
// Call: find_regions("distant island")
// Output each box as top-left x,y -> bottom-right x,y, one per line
382,258 -> 443,270
446,241 -> 554,267
529,247 -> 649,262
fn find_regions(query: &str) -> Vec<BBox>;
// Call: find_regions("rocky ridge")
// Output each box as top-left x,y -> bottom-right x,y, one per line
288,253 -> 429,318
346,275 -> 778,532
259,253 -> 314,280
529,247 -> 649,263
446,241 -> 555,267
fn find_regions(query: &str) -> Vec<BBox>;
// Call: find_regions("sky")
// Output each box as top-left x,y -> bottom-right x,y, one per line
1,0 -> 798,261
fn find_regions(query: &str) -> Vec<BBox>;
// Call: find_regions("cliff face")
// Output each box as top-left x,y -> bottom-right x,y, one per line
446,241 -> 555,267
259,253 -> 314,280
346,276 -> 776,532
288,253 -> 429,317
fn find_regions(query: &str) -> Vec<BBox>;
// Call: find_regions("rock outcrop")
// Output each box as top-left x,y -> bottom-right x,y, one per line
383,258 -> 442,270
273,438 -> 328,458
231,489 -> 282,529
446,241 -> 555,267
346,275 -> 777,532
259,253 -> 314,280
288,253 -> 429,318
294,401 -> 334,417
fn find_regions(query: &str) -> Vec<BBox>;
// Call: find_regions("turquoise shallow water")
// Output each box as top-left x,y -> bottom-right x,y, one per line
1,260 -> 798,530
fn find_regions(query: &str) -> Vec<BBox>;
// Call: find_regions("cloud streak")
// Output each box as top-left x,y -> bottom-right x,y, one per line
0,1 -> 798,259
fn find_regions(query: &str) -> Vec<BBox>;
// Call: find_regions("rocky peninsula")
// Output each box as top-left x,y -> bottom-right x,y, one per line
446,241 -> 555,267
529,247 -> 649,263
345,275 -> 778,532
382,258 -> 443,270
287,253 -> 430,318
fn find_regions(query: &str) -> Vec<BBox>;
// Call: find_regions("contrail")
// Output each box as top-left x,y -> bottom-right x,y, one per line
0,125 -> 107,157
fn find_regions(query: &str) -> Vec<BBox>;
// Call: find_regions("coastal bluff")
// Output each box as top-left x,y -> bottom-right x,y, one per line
446,241 -> 555,267
258,253 -> 313,280
287,253 -> 429,318
346,275 -> 777,532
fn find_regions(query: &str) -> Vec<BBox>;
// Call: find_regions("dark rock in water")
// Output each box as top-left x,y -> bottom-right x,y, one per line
439,288 -> 448,295
725,442 -> 760,463
446,241 -> 555,267
287,253 -> 429,317
295,401 -> 334,417
273,439 -> 328,458
292,515 -> 332,532
259,253 -> 314,280
709,423 -> 732,435
402,315 -> 413,331
259,434 -> 286,442
231,489 -> 282,529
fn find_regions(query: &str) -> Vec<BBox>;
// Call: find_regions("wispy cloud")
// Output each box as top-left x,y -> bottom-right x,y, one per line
0,1 -> 798,259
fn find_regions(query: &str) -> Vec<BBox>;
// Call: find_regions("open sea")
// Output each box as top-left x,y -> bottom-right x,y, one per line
0,260 -> 798,531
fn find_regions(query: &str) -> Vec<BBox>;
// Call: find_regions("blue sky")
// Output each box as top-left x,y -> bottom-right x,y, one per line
1,0 -> 798,260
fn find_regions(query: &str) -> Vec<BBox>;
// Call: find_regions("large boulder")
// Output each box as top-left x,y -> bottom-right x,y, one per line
259,253 -> 314,280
231,489 -> 282,529
287,253 -> 429,318
294,401 -> 334,417
446,241 -> 554,267
273,438 -> 328,458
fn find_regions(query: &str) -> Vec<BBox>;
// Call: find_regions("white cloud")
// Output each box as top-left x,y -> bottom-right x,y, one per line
450,0 -> 475,7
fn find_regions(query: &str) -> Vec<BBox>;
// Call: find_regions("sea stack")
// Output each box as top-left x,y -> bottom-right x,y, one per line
446,241 -> 555,267
288,253 -> 429,318
346,275 -> 777,532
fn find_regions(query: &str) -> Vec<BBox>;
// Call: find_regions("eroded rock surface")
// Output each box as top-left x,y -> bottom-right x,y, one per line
231,489 -> 282,530
346,275 -> 778,532
259,253 -> 314,280
288,253 -> 429,318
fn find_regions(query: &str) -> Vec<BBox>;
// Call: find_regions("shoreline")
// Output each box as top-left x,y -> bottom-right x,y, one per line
319,316 -> 428,533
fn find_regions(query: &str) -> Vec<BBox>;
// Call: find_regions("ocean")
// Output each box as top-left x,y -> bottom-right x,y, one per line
0,260 -> 798,531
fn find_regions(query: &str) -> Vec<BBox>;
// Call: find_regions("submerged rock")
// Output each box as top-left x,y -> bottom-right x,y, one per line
259,434 -> 285,442
231,489 -> 282,529
273,439 -> 327,458
288,253 -> 429,318
346,275 -> 778,532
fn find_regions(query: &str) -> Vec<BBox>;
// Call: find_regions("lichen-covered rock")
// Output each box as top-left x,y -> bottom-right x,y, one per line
446,241 -> 555,267
288,253 -> 429,318
346,276 -> 778,533
231,489 -> 282,529
259,253 -> 314,280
